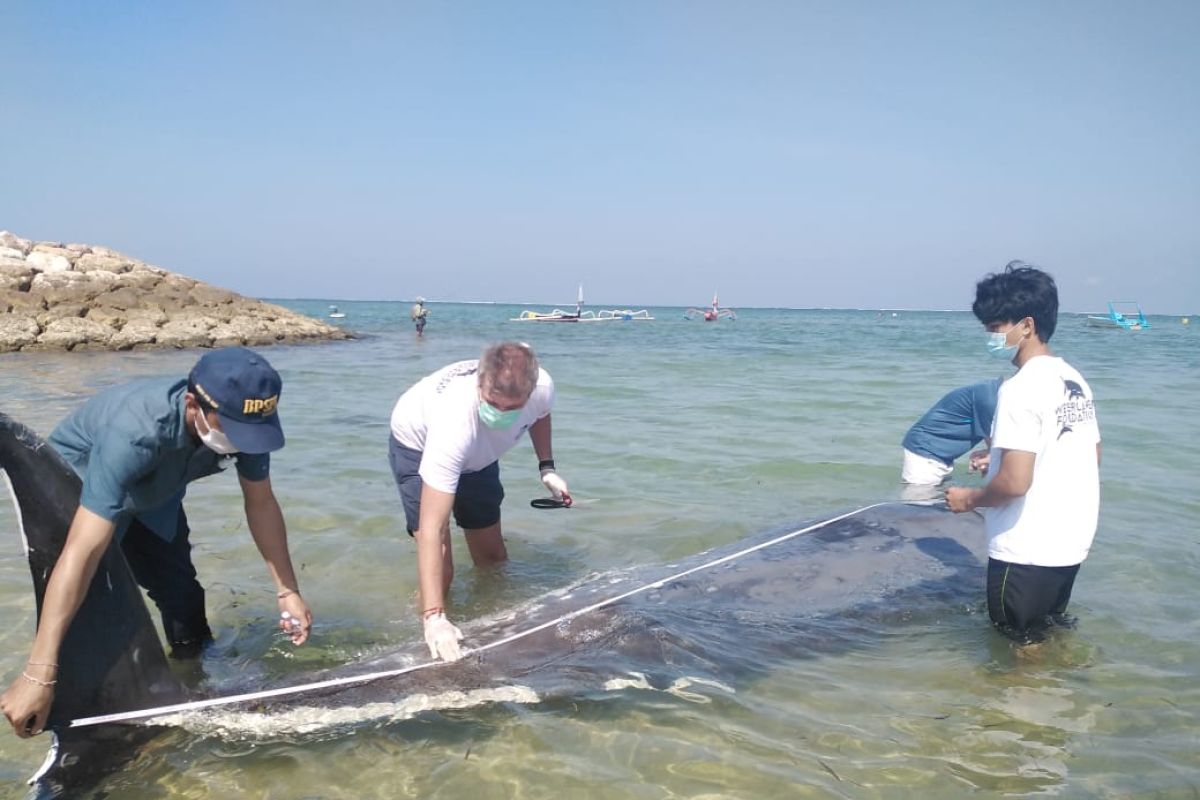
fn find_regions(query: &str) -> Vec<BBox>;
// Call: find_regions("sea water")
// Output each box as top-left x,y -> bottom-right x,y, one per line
1,303 -> 1197,798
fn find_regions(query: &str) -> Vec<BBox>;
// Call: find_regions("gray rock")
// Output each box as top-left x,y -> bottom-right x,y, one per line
35,317 -> 115,350
0,315 -> 40,350
0,231 -> 33,254
110,318 -> 162,350
3,292 -> 47,315
116,269 -> 164,291
88,245 -> 129,260
30,271 -> 109,305
85,306 -> 128,328
37,304 -> 89,326
157,316 -> 215,349
75,253 -> 136,274
92,286 -> 149,310
0,231 -> 351,353
126,307 -> 169,326
0,265 -> 33,292
189,284 -> 237,305
26,251 -> 73,273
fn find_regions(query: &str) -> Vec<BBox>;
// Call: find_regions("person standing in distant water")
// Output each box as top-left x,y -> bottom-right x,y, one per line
901,378 -> 1003,499
947,262 -> 1101,642
387,342 -> 572,663
1,347 -> 312,738
411,297 -> 430,336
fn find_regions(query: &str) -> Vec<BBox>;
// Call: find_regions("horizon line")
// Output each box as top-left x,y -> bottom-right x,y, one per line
265,298 -> 1182,316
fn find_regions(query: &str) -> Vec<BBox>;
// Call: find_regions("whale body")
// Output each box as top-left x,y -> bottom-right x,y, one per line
1,411 -> 986,795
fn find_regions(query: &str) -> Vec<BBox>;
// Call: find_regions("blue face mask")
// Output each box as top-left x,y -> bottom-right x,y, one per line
986,328 -> 1019,358
478,399 -> 522,429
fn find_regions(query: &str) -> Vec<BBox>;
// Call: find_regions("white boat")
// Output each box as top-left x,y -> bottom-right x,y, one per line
511,285 -> 653,322
684,292 -> 736,321
1086,301 -> 1149,331
328,305 -> 346,319
595,308 -> 654,321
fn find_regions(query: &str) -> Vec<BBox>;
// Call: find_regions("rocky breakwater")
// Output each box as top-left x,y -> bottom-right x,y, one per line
0,230 -> 351,353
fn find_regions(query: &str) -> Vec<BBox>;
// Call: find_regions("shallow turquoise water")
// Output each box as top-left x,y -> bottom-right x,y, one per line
1,302 -> 1198,797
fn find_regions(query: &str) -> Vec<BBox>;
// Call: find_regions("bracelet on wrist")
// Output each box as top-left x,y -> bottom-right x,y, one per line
423,606 -> 444,619
27,661 -> 58,670
21,672 -> 57,688
277,589 -> 299,600
538,459 -> 555,472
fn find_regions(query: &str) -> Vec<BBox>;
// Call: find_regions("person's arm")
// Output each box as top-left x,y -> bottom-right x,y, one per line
528,413 -> 554,463
529,414 -> 572,506
415,483 -> 463,661
0,507 -> 115,737
240,474 -> 311,645
946,448 -> 1034,512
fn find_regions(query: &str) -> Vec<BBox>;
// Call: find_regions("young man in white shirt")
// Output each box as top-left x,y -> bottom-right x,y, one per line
388,342 -> 572,662
947,262 -> 1101,641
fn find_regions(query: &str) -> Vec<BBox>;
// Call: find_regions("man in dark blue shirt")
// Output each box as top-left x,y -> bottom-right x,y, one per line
2,347 -> 312,739
902,378 -> 1003,490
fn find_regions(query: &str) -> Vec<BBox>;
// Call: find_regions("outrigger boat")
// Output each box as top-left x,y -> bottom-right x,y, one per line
511,285 -> 653,322
1087,301 -> 1150,331
685,292 -> 736,321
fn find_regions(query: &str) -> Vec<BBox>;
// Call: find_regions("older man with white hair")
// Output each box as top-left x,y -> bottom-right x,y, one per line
388,341 -> 571,662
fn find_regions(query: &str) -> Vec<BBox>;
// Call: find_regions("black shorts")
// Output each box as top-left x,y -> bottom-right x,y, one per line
388,436 -> 504,534
986,558 -> 1081,638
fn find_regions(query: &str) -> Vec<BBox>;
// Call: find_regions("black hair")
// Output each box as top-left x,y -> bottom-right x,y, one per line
972,260 -> 1058,342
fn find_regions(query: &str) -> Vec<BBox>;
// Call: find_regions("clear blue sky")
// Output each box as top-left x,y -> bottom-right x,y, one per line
2,2 -> 1197,312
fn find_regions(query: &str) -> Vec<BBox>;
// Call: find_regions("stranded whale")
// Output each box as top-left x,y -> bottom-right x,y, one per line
1,411 -> 986,796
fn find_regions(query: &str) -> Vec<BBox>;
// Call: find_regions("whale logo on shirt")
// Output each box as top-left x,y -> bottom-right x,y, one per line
1058,424 -> 1073,440
1063,379 -> 1086,401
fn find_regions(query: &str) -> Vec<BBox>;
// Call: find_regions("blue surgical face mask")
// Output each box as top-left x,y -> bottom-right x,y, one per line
986,327 -> 1019,358
478,399 -> 522,430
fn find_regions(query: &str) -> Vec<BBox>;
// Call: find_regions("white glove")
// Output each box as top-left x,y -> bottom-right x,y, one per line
423,613 -> 464,662
540,470 -> 572,506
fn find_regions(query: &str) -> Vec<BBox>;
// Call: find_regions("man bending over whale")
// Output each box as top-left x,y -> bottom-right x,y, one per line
1,347 -> 312,738
388,341 -> 572,663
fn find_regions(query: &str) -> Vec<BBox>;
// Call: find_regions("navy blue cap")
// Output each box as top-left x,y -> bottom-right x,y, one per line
188,347 -> 284,454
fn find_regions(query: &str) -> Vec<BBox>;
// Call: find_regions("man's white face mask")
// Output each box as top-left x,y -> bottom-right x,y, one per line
196,409 -> 239,454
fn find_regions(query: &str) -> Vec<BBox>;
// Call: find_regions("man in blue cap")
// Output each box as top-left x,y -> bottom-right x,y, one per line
1,347 -> 312,739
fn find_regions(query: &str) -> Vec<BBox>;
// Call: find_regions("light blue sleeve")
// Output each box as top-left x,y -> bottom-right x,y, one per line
78,432 -> 158,522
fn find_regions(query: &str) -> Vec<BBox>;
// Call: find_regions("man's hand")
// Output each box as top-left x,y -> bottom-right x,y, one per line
1,669 -> 55,738
540,470 -> 573,507
423,613 -> 464,662
278,592 -> 313,645
945,486 -> 981,513
968,449 -> 991,476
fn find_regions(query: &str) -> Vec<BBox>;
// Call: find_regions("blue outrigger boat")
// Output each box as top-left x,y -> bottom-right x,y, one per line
1087,301 -> 1150,331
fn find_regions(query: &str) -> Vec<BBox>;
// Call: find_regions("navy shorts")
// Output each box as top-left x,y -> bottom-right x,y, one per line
986,558 -> 1081,639
388,436 -> 504,534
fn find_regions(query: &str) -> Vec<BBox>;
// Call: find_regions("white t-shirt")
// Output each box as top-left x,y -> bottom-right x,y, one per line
984,355 -> 1100,566
389,360 -> 555,493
